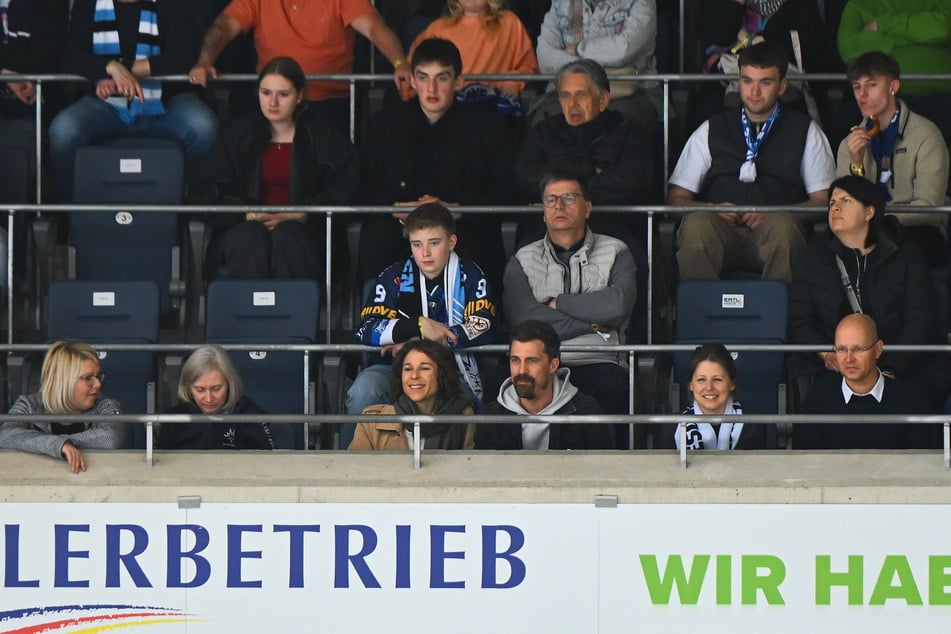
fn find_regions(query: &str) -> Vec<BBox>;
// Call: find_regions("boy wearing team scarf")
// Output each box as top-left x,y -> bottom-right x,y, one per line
347,203 -> 496,438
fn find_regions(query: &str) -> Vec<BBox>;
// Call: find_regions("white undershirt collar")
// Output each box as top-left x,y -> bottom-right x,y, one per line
841,369 -> 885,403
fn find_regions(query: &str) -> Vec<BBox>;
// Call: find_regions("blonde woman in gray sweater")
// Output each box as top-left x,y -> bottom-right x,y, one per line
0,342 -> 124,473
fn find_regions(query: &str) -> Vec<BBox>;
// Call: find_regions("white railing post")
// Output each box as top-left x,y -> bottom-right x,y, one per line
413,421 -> 421,470
679,422 -> 687,469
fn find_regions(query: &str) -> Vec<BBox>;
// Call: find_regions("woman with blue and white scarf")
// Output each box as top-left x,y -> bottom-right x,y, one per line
674,342 -> 766,450
49,0 -> 218,201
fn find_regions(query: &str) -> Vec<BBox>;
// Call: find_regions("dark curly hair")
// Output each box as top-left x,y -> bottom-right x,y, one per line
389,339 -> 464,403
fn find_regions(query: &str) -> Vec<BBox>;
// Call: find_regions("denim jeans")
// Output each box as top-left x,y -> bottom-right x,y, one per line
49,92 -> 218,201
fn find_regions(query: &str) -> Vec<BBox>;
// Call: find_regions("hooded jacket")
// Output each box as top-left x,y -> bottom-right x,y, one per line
359,99 -> 515,206
476,367 -> 613,450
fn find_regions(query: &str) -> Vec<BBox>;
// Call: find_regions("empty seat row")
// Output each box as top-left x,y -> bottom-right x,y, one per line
10,278 -> 320,450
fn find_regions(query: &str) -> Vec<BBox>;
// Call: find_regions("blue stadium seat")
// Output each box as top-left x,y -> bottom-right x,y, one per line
46,280 -> 160,449
205,279 -> 320,449
655,280 -> 789,448
70,140 -> 185,317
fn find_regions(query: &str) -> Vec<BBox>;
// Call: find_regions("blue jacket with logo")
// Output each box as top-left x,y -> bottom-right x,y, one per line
354,256 -> 496,349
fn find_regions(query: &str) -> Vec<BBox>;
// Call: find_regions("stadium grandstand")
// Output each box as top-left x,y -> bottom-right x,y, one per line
0,1 -> 950,631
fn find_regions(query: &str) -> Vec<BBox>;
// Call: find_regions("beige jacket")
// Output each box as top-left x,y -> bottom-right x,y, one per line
348,404 -> 476,451
836,100 -> 950,237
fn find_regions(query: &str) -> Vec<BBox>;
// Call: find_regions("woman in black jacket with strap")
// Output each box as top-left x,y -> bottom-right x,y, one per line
789,175 -> 946,406
192,56 -> 358,282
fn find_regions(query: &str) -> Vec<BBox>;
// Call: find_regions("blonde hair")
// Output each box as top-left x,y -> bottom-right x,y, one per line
40,341 -> 101,414
178,345 -> 243,413
446,0 -> 505,30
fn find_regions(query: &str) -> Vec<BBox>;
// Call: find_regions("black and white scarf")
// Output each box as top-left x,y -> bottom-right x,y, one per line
746,0 -> 786,17
676,398 -> 745,450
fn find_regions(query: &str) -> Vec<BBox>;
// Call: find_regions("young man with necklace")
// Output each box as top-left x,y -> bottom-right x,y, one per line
667,41 -> 835,282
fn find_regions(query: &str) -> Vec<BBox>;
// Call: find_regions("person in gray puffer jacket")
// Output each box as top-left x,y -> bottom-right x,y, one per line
0,341 -> 124,473
503,174 -> 636,446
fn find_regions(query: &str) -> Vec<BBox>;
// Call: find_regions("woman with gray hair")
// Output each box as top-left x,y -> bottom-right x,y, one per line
157,345 -> 274,450
0,341 -> 124,473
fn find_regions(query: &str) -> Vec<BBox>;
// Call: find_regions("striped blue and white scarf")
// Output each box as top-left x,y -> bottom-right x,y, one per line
92,0 -> 164,122
400,252 -> 484,406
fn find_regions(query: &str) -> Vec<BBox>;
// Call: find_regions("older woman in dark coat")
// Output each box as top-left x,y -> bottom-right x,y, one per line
789,174 -> 946,406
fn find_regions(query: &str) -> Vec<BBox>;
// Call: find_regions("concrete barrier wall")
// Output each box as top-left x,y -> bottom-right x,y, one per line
2,450 -> 950,504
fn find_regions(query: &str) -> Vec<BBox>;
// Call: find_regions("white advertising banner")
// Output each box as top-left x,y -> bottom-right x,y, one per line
0,503 -> 948,633
598,505 -> 951,634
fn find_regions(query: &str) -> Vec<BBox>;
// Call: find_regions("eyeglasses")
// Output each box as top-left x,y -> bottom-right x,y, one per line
833,343 -> 876,356
78,372 -> 106,384
542,192 -> 583,207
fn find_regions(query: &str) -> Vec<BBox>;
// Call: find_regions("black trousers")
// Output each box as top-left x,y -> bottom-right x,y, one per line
215,219 -> 323,280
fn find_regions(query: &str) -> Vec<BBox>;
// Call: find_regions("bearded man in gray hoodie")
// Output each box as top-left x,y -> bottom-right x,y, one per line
475,320 -> 613,450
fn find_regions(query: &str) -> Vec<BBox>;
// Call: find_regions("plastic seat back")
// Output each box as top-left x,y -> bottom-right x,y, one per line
47,280 -> 160,448
71,142 -> 184,314
673,279 -> 789,420
205,279 -> 320,449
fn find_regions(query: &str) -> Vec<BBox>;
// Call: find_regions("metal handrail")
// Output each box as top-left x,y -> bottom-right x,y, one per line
0,412 -> 947,472
1,342 -> 950,353
5,203 -> 951,214
7,71 -> 951,83
3,41 -> 950,478
4,202 -> 951,345
3,71 -> 950,427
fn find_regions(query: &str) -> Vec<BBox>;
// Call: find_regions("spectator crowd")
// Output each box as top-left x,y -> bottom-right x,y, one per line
1,0 -> 950,467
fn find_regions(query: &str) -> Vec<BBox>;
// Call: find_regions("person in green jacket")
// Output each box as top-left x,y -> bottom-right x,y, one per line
837,0 -> 951,97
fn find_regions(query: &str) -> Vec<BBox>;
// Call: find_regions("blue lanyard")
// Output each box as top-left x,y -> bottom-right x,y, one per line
740,104 -> 780,164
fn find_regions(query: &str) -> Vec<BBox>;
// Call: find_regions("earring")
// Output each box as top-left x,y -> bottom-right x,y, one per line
890,90 -> 895,95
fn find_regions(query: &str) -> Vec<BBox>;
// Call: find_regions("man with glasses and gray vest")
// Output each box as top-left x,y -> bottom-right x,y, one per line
502,173 -> 636,448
